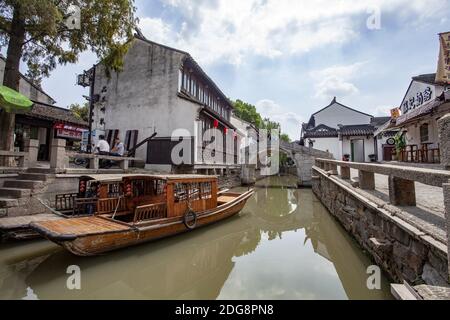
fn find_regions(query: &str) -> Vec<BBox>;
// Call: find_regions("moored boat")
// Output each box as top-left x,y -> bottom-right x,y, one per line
30,174 -> 254,256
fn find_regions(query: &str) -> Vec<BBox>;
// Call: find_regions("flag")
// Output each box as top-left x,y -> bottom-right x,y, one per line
436,32 -> 450,84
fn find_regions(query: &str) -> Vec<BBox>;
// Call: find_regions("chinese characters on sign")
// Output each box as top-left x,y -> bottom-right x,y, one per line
402,87 -> 433,114
436,32 -> 450,84
54,123 -> 84,140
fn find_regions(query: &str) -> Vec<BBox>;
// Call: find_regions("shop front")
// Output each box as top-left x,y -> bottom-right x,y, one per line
14,102 -> 88,162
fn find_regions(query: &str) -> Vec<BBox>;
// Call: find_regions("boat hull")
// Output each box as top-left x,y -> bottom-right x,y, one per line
32,190 -> 253,256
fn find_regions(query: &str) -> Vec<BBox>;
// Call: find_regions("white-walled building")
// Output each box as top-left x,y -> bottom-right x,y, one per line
301,98 -> 391,162
380,73 -> 450,164
91,35 -> 239,173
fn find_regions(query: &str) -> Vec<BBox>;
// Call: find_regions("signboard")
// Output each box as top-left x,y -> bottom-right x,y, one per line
390,108 -> 400,119
54,123 -> 84,140
401,81 -> 435,114
436,32 -> 450,84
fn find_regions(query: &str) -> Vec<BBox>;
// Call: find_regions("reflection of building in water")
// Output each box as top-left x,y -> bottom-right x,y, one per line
296,191 -> 388,300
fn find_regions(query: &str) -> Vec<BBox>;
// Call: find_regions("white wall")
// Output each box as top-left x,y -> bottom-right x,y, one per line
401,81 -> 444,115
93,39 -> 198,161
341,136 -> 376,162
404,119 -> 440,148
311,137 -> 340,160
314,102 -> 373,129
0,57 -> 55,105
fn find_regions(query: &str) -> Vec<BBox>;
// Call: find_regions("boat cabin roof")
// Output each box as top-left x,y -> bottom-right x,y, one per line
79,174 -> 217,183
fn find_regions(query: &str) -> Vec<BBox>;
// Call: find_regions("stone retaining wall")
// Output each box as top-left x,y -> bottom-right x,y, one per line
312,167 -> 449,286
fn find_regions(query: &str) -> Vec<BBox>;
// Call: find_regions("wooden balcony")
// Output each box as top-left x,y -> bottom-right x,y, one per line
398,144 -> 441,164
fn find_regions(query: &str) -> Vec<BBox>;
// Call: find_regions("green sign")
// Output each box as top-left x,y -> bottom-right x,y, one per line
0,85 -> 33,113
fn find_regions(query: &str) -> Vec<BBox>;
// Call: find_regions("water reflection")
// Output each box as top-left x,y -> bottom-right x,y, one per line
0,177 -> 392,300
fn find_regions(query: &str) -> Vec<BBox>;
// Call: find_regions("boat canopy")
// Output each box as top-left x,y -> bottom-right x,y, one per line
78,174 -> 217,183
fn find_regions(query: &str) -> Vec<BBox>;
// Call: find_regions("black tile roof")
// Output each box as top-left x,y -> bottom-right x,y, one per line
27,101 -> 88,127
339,124 -> 375,136
303,124 -> 338,138
370,116 -> 391,128
412,73 -> 437,85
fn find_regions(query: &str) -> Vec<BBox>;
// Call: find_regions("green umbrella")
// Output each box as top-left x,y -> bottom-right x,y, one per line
0,85 -> 33,113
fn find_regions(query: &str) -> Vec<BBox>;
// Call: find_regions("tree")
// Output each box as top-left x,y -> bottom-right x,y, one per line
232,99 -> 264,128
69,102 -> 89,122
0,0 -> 137,164
280,133 -> 291,143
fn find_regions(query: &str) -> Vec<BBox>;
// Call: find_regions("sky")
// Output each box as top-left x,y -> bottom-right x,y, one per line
27,0 -> 450,139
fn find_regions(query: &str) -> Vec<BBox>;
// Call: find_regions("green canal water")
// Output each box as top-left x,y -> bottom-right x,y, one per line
0,177 -> 393,300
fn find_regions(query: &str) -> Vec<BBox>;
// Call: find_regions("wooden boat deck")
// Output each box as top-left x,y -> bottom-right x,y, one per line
0,213 -> 64,230
34,216 -> 130,236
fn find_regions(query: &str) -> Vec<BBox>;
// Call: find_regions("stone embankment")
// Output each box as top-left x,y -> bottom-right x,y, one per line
312,161 -> 449,288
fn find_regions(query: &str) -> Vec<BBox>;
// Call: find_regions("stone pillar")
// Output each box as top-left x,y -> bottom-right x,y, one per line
438,113 -> 450,169
359,170 -> 375,190
388,175 -> 416,206
50,139 -> 67,170
24,139 -> 39,167
329,163 -> 338,175
444,182 -> 450,283
340,166 -> 351,179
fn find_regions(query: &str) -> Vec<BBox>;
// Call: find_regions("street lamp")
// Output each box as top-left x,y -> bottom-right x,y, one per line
76,66 -> 96,153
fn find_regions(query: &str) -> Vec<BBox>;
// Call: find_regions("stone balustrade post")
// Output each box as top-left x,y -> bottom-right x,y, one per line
359,170 -> 375,190
329,163 -> 338,175
444,181 -> 450,283
340,166 -> 351,179
50,139 -> 68,170
438,113 -> 450,169
24,139 -> 39,168
388,175 -> 416,206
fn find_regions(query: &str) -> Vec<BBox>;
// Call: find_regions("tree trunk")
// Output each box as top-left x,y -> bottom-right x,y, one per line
0,4 -> 25,166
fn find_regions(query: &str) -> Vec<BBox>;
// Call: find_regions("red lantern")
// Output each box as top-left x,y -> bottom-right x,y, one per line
224,127 -> 228,135
213,119 -> 219,128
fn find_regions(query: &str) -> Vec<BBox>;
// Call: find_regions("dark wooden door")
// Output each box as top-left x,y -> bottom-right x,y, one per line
383,146 -> 395,161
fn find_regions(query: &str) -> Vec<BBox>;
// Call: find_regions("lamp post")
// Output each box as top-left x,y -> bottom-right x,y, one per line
76,66 -> 97,153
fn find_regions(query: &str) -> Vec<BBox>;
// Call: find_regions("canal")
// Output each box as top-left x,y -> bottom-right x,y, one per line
0,176 -> 393,300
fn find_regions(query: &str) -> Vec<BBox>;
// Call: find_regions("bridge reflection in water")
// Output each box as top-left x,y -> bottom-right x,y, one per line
0,177 -> 392,300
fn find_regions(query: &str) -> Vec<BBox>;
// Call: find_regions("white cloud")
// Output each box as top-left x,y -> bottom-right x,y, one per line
256,99 -> 304,140
310,62 -> 368,99
138,0 -> 448,66
374,105 -> 394,117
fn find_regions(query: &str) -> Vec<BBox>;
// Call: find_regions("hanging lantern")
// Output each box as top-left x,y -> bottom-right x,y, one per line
213,119 -> 219,128
224,127 -> 228,135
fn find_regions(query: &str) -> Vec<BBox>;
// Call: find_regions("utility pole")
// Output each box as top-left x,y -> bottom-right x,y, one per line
77,65 -> 97,153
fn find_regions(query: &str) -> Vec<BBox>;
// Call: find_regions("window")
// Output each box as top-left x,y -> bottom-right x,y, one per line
420,123 -> 429,142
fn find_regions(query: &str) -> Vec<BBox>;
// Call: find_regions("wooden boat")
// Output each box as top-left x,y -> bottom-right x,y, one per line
31,174 -> 254,256
0,174 -> 127,241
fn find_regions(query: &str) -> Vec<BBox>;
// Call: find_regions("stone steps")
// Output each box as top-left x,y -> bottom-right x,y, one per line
0,197 -> 19,208
4,180 -> 43,189
18,172 -> 48,182
26,168 -> 53,174
0,187 -> 31,198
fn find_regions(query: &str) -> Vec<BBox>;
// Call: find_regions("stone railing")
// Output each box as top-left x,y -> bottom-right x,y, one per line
314,158 -> 450,282
0,139 -> 39,168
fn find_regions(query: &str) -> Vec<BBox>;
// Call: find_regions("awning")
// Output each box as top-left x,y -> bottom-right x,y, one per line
0,85 -> 33,113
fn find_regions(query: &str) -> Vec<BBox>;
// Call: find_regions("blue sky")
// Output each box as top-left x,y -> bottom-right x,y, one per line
35,0 -> 450,139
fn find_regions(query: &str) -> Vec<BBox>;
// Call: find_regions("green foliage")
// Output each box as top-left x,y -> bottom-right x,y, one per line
232,99 -> 291,142
280,133 -> 291,143
232,99 -> 264,128
394,131 -> 406,154
0,0 -> 137,84
69,102 -> 89,122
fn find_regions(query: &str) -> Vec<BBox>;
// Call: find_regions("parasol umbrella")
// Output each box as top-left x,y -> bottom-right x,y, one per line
0,85 -> 33,113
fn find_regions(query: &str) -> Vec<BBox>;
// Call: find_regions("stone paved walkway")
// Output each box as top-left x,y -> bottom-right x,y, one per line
349,169 -> 447,244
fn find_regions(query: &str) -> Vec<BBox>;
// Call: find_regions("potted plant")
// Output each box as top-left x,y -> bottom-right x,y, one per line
368,154 -> 377,162
343,154 -> 350,162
